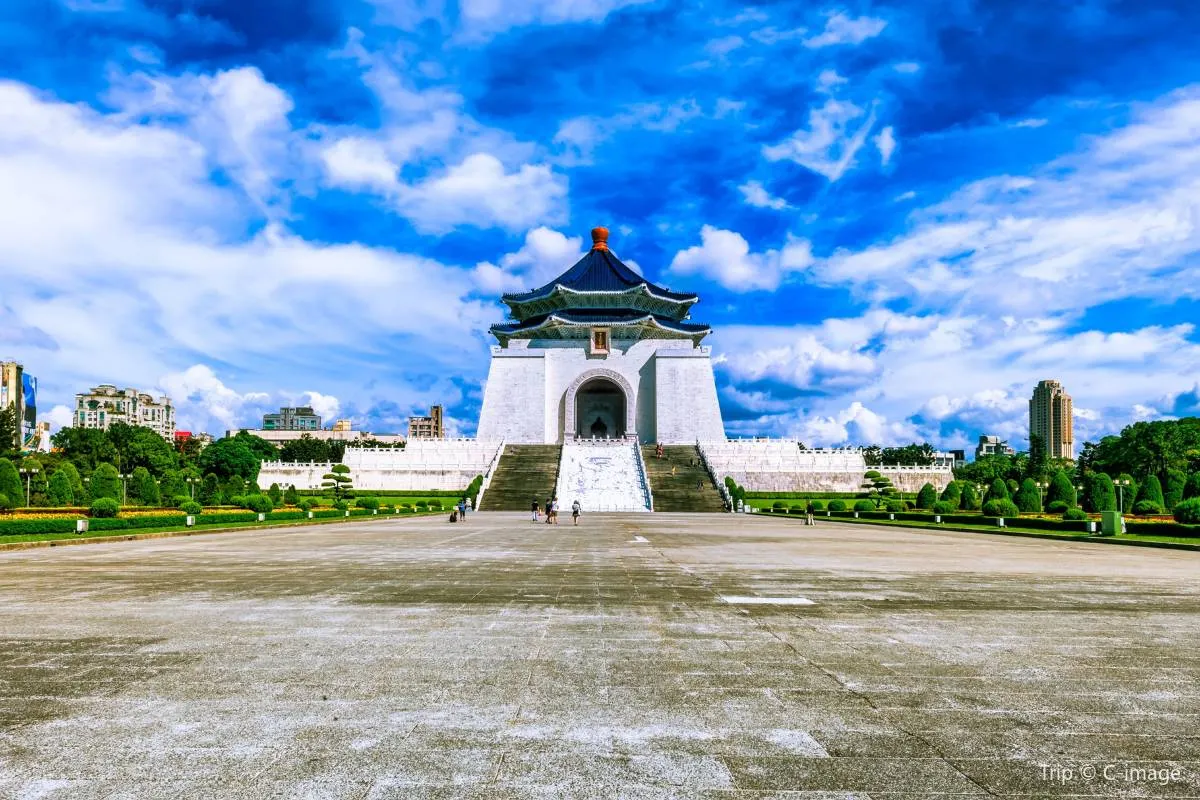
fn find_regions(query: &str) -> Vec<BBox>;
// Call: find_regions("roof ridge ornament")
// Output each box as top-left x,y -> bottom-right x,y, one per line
591,226 -> 609,252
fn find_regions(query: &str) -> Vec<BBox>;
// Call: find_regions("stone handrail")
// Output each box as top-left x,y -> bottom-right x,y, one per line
632,440 -> 654,512
696,442 -> 732,511
474,440 -> 505,511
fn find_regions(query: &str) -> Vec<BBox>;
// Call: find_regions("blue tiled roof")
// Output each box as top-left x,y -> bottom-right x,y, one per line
492,310 -> 711,336
502,248 -> 697,304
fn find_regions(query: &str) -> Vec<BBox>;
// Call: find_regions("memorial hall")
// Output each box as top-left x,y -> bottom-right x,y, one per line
258,228 -> 951,512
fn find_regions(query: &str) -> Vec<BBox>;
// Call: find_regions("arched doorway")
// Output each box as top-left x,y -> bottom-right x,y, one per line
575,377 -> 625,438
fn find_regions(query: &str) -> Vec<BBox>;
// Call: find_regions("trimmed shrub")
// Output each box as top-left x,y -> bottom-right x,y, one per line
427,501 -> 443,511
931,500 -> 957,515
170,495 -> 190,508
985,478 -> 1009,503
1013,478 -> 1042,513
810,500 -> 825,511
772,501 -> 787,509
268,483 -> 283,505
0,493 -> 12,512
245,495 -> 274,514
283,485 -> 299,506
853,500 -> 874,512
1183,473 -> 1200,501
1085,473 -> 1117,513
1063,507 -> 1089,521
297,499 -> 314,512
0,459 -> 22,507
415,500 -> 429,508
1047,500 -> 1069,513
960,482 -> 982,511
938,481 -> 962,509
1173,497 -> 1200,525
1135,475 -> 1165,511
89,497 -> 120,518
46,470 -> 74,506
1132,499 -> 1165,516
1045,469 -> 1076,509
1164,470 -> 1187,510
180,501 -> 203,515
90,463 -> 122,502
0,517 -> 78,536
982,498 -> 1019,518
828,500 -> 847,512
915,483 -> 937,510
356,496 -> 381,510
229,495 -> 249,509
128,467 -> 160,506
885,500 -> 905,512
333,500 -> 349,511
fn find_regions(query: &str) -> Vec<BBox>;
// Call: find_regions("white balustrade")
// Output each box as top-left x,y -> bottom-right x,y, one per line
556,441 -> 651,513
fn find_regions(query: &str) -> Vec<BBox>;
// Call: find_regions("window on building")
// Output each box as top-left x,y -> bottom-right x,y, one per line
591,328 -> 610,355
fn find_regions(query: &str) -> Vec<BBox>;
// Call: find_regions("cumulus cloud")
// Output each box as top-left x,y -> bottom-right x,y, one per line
763,98 -> 877,182
473,226 -> 586,293
803,12 -> 887,48
0,78 -> 496,433
456,0 -> 653,37
669,225 -> 813,291
738,180 -> 790,210
813,88 -> 1200,315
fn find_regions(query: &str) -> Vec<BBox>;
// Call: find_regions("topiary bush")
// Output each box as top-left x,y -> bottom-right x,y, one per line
931,500 -> 957,514
985,478 -> 1009,504
915,483 -> 937,510
982,498 -> 1019,518
297,499 -> 314,512
180,501 -> 203,515
246,495 -> 274,513
1173,497 -> 1200,525
1046,500 -> 1069,514
828,500 -> 847,512
1014,478 -> 1042,513
356,497 -> 381,510
773,501 -> 786,509
1133,499 -> 1164,516
171,495 -> 191,508
810,500 -> 825,511
960,482 -> 982,511
333,500 -> 349,511
885,500 -> 905,512
415,500 -> 429,508
427,501 -> 443,511
1062,507 -> 1089,521
938,481 -> 962,509
853,500 -> 874,512
89,497 -> 120,518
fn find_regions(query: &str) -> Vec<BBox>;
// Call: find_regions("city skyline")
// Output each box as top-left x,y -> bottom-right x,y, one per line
3,2 -> 1200,448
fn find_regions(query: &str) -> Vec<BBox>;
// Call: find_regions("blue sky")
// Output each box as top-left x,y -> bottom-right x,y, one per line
3,0 -> 1200,450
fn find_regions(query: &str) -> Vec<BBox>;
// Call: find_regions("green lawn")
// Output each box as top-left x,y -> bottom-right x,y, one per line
0,509 -> 446,546
780,513 -> 1200,549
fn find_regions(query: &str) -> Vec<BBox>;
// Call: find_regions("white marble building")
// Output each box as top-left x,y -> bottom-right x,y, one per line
477,227 -> 725,444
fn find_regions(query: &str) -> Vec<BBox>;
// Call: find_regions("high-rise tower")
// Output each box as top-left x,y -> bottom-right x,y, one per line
1029,379 -> 1074,460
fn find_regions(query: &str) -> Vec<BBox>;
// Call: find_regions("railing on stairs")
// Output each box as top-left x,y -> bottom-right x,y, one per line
697,441 -> 732,512
474,440 -> 505,511
633,440 -> 654,512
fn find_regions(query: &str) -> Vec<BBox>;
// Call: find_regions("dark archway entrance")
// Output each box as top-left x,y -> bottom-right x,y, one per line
575,377 -> 626,438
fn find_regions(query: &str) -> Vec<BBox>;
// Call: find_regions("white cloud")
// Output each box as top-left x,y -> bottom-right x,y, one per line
763,98 -> 877,181
793,402 -> 919,447
803,12 -> 887,48
456,0 -> 652,36
669,226 -> 813,291
893,62 -> 920,74
749,26 -> 807,45
874,125 -> 896,166
894,190 -> 916,202
320,137 -> 397,191
44,405 -> 74,433
397,153 -> 569,234
810,87 -> 1200,315
1012,117 -> 1049,128
473,226 -> 586,293
302,391 -> 341,422
705,36 -> 745,56
554,100 -> 705,164
816,69 -> 847,92
0,78 -> 498,434
738,180 -> 790,210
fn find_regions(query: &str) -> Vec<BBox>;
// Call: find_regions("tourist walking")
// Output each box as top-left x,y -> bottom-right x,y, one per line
545,497 -> 554,524
531,498 -> 540,523
572,499 -> 581,526
805,500 -> 815,526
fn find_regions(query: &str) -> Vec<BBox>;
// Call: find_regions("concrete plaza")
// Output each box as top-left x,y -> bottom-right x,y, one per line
1,513 -> 1198,798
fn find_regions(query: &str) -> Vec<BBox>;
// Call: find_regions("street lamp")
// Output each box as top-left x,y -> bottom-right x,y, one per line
1115,479 -> 1131,514
119,473 -> 129,506
186,476 -> 199,500
1035,480 -> 1048,507
18,467 -> 39,507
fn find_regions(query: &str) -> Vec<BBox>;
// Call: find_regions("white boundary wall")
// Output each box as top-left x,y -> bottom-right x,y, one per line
257,439 -> 503,492
699,440 -> 953,494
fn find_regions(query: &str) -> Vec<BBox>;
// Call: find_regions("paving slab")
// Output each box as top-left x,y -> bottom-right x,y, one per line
0,512 -> 1197,798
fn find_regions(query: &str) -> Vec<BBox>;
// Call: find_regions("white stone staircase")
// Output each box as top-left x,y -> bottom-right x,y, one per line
556,441 -> 652,513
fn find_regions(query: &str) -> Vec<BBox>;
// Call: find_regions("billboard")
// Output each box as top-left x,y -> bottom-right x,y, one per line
22,373 -> 36,448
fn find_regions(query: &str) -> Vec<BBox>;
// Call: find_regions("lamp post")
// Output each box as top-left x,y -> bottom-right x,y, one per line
1115,479 -> 1131,514
119,473 -> 129,506
1035,480 -> 1048,506
18,467 -> 39,507
186,476 -> 198,500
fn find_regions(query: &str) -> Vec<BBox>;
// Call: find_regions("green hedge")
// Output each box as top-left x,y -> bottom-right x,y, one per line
747,491 -> 917,500
0,518 -> 79,535
1125,521 -> 1200,537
